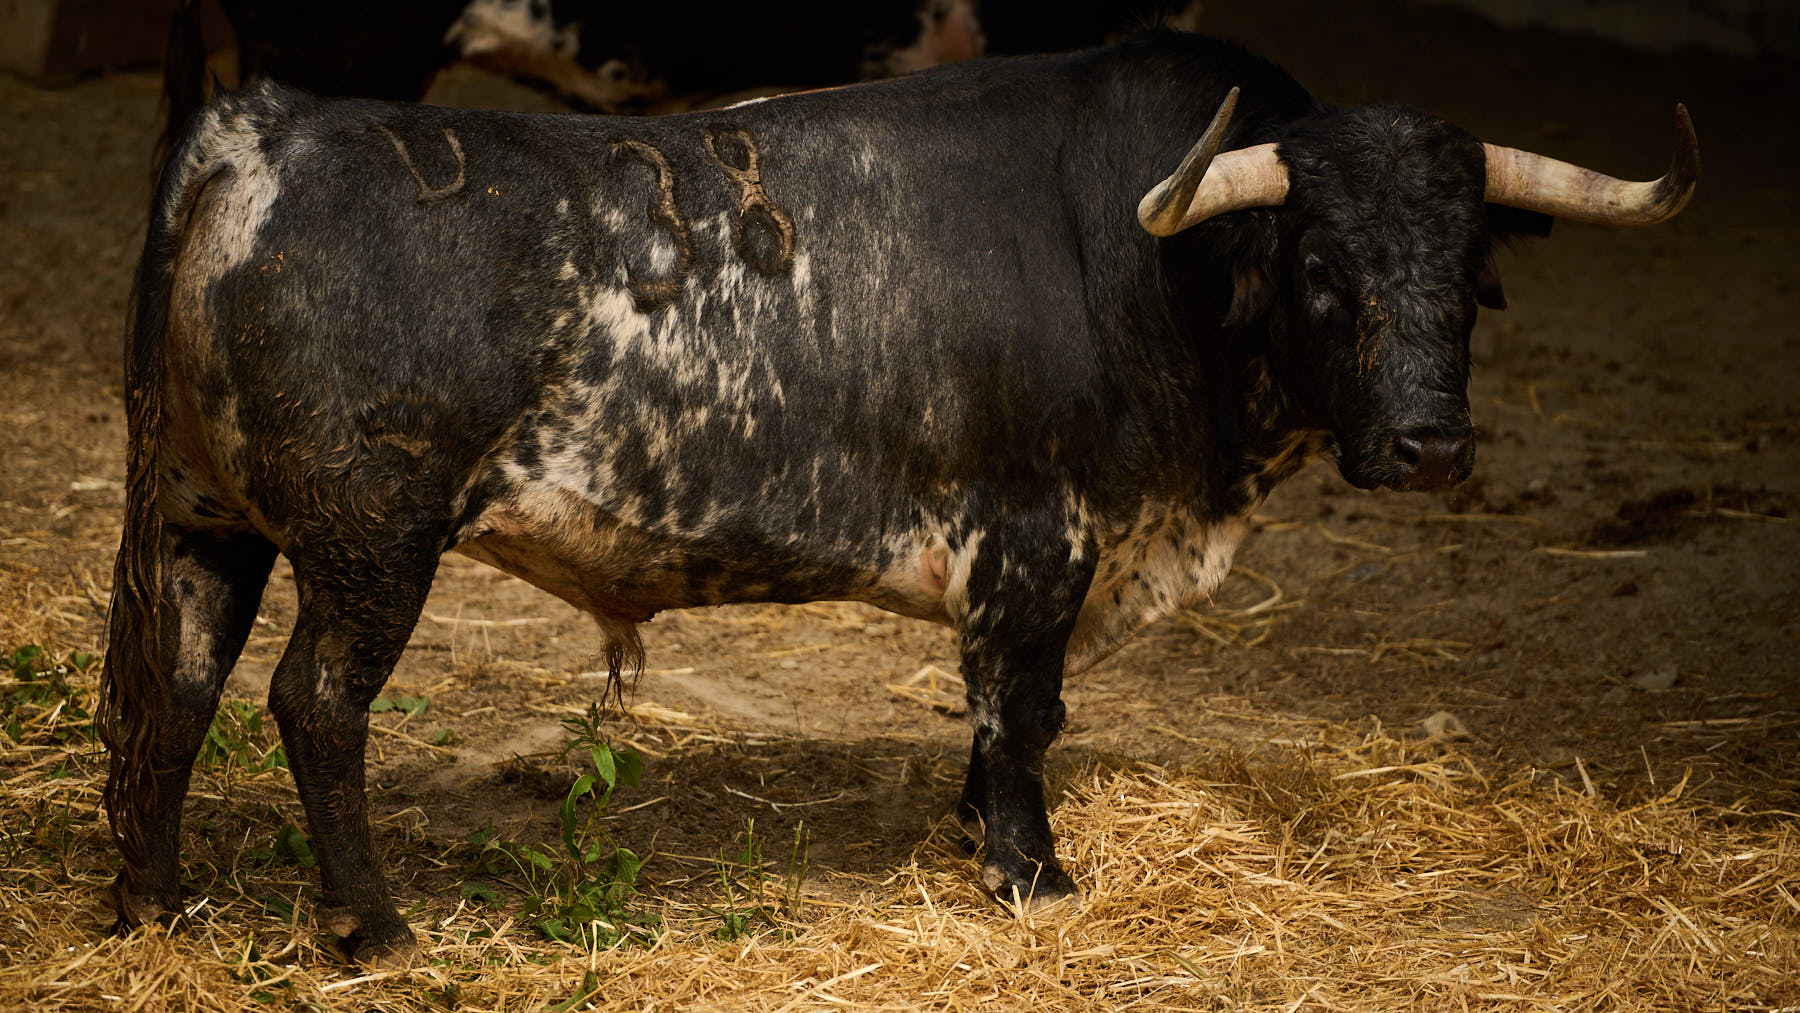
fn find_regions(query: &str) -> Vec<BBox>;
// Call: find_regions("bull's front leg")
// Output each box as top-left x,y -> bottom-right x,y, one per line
954,534 -> 1091,909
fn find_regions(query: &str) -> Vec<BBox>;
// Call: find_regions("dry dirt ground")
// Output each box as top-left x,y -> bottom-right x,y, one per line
1,0 -> 1796,1004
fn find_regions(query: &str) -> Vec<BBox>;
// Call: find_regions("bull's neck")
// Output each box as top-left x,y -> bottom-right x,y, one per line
1200,346 -> 1320,517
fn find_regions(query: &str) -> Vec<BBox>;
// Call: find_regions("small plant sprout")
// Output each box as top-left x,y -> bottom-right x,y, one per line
461,702 -> 652,949
711,818 -> 811,940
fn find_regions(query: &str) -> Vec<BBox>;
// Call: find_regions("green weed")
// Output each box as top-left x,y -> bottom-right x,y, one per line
238,814 -> 317,872
461,702 -> 654,950
229,937 -> 298,1005
197,699 -> 287,775
370,692 -> 459,752
711,818 -> 810,941
545,970 -> 603,1012
369,694 -> 429,716
0,794 -> 99,888
3,644 -> 97,745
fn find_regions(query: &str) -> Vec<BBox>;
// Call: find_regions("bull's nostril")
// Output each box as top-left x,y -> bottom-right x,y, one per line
1393,435 -> 1425,467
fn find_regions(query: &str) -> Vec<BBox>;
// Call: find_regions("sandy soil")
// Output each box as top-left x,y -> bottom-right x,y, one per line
1,0 -> 1794,906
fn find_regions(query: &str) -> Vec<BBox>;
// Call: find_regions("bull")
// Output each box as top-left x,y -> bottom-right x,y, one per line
101,30 -> 1697,965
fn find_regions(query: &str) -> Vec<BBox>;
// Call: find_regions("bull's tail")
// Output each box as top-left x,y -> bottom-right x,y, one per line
99,242 -> 172,907
100,116 -> 222,909
152,0 -> 209,178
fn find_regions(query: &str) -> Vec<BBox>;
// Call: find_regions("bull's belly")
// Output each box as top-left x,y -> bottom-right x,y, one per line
457,481 -> 1250,680
452,528 -> 927,622
452,480 -> 954,629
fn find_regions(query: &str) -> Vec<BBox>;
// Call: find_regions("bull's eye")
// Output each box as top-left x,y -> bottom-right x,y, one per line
1305,263 -> 1332,289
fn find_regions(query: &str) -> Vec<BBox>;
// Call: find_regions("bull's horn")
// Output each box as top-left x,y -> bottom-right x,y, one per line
1482,104 -> 1699,226
1138,87 -> 1289,236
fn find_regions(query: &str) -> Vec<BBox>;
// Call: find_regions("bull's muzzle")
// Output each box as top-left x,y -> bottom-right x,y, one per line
1386,426 -> 1474,491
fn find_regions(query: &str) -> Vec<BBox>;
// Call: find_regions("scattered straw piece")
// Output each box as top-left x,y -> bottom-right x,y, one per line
1538,547 -> 1650,560
424,614 -> 551,627
887,664 -> 966,716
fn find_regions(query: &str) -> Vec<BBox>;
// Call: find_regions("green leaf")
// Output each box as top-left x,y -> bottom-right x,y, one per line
432,727 -> 457,746
460,882 -> 504,906
545,970 -> 602,1012
274,824 -> 315,868
368,696 -> 395,713
612,847 -> 641,885
715,910 -> 749,941
568,772 -> 596,805
590,746 -> 616,790
69,651 -> 98,671
615,749 -> 644,788
12,645 -> 45,678
577,770 -> 602,802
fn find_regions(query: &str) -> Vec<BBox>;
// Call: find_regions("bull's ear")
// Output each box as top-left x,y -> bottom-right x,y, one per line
1478,205 -> 1551,310
1223,261 -> 1273,327
1476,253 -> 1507,309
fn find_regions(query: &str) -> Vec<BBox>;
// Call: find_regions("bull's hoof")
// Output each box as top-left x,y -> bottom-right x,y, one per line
110,875 -> 178,931
321,906 -> 420,968
981,860 -> 1082,914
349,932 -> 421,969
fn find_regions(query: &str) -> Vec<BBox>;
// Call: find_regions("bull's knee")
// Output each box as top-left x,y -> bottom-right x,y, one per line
1015,697 -> 1066,751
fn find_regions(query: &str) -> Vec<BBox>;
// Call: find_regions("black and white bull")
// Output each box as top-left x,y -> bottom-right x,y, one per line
101,31 -> 1697,965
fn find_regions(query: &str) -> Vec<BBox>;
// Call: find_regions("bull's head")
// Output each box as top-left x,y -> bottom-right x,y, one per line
1139,90 -> 1698,492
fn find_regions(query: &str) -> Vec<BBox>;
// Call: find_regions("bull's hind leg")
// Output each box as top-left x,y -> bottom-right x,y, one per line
267,548 -> 439,967
108,527 -> 278,927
